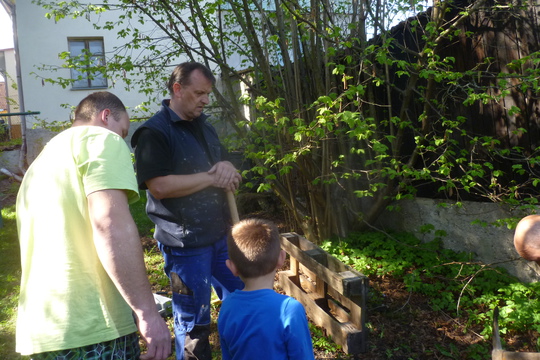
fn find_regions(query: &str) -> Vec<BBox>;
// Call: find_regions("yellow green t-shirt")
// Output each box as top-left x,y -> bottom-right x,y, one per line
16,126 -> 140,355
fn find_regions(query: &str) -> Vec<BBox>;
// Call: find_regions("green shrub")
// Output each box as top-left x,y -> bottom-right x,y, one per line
321,231 -> 540,349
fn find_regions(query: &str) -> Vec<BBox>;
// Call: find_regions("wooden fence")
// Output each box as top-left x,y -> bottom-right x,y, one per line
368,0 -> 540,200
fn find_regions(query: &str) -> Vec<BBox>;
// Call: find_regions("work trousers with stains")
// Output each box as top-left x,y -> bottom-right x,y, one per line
159,235 -> 244,360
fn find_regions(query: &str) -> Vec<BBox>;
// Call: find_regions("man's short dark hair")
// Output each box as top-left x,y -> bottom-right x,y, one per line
167,62 -> 216,95
73,91 -> 126,123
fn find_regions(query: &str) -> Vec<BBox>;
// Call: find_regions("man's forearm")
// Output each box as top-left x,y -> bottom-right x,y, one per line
145,172 -> 215,199
88,189 -> 171,359
88,189 -> 160,317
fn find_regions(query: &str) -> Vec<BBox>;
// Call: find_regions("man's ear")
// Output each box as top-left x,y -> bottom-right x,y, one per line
99,108 -> 111,125
172,82 -> 182,97
275,249 -> 286,270
226,259 -> 240,277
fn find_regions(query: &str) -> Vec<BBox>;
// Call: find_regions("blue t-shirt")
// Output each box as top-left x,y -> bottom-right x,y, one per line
218,289 -> 315,360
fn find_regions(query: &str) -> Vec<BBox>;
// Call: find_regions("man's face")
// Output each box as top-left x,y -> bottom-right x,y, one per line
172,69 -> 213,121
107,111 -> 130,138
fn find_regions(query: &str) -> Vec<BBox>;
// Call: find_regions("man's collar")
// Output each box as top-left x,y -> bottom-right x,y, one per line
162,99 -> 182,123
161,99 -> 209,123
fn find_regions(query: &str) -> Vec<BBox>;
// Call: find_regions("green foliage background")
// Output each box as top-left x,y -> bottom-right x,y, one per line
31,0 -> 540,243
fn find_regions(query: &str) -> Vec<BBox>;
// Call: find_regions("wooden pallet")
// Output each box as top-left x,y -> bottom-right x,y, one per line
277,232 -> 368,354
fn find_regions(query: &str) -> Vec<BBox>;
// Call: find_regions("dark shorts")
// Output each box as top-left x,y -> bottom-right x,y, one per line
30,332 -> 140,360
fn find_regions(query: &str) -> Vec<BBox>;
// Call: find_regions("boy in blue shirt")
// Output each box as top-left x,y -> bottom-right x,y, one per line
218,218 -> 315,360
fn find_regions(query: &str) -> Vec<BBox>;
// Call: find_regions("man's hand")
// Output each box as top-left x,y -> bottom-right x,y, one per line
138,313 -> 172,360
208,161 -> 242,192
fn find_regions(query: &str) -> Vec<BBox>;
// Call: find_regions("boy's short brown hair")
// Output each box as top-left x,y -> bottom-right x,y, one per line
228,218 -> 282,278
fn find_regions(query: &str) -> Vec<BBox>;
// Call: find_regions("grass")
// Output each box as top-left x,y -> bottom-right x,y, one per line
0,190 -> 161,359
130,190 -> 155,238
0,204 -> 26,360
0,138 -> 22,148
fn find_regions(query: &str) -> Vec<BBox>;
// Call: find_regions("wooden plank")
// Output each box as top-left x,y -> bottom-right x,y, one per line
278,271 -> 366,354
297,272 -> 366,330
281,232 -> 300,246
304,248 -> 327,298
326,289 -> 366,335
340,271 -> 368,299
327,297 -> 350,323
291,234 -> 349,273
278,233 -> 369,354
281,234 -> 364,280
492,307 -> 540,359
298,273 -> 367,326
298,272 -> 317,294
349,293 -> 366,332
280,234 -> 367,297
282,233 -> 300,283
492,350 -> 540,360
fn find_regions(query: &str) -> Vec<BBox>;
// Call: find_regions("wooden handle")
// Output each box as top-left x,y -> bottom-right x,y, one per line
226,191 -> 240,224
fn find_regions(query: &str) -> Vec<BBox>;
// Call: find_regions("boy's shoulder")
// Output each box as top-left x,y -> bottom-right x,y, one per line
224,289 -> 297,304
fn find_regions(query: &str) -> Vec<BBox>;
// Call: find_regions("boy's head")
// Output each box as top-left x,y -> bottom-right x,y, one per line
514,215 -> 540,264
227,218 -> 283,279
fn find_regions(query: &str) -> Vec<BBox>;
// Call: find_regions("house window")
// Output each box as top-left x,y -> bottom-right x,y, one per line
68,38 -> 107,89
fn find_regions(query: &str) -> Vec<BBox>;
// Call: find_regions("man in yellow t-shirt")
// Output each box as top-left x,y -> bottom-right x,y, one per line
16,91 -> 171,360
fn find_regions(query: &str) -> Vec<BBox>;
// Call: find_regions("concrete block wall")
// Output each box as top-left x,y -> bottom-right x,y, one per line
376,198 -> 539,283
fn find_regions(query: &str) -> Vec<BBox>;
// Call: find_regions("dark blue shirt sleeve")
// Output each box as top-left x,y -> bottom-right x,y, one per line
133,128 -> 172,189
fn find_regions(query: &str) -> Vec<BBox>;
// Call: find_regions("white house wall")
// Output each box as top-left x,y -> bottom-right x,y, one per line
15,1 -> 179,126
17,1 -> 316,129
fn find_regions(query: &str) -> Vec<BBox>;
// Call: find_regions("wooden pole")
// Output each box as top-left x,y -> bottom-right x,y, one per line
226,191 -> 239,224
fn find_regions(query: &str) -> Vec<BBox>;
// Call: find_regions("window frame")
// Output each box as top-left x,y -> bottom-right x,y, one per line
67,37 -> 108,90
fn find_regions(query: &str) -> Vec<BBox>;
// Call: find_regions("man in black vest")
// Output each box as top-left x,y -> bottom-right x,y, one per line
132,62 -> 244,360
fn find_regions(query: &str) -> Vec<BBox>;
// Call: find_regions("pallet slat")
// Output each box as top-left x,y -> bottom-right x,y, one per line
279,233 -> 366,297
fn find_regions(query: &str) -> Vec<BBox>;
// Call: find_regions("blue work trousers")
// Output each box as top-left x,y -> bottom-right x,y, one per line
159,236 -> 244,360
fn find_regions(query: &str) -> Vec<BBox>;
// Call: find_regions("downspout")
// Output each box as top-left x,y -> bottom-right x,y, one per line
1,0 -> 27,174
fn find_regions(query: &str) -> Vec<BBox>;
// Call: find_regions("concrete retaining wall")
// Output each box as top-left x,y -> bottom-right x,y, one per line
0,128 -> 57,174
377,198 -> 539,283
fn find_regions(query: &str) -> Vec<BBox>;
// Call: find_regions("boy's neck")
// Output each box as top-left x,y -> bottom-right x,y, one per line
241,271 -> 276,292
